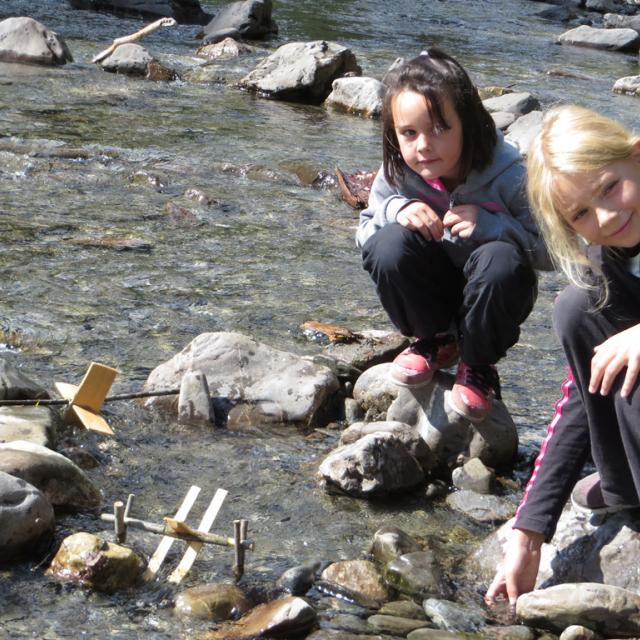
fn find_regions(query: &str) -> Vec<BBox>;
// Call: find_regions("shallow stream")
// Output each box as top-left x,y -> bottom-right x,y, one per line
0,0 -> 639,637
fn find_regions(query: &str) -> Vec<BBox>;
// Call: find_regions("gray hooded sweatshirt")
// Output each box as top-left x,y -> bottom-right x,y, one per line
356,133 -> 553,271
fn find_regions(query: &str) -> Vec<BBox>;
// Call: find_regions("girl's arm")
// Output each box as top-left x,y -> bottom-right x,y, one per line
355,167 -> 416,248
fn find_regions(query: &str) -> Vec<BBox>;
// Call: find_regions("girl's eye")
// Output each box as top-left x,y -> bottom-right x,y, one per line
603,179 -> 618,195
402,129 -> 416,137
573,209 -> 588,222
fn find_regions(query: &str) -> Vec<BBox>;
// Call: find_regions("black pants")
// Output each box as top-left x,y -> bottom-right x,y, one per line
554,285 -> 640,507
361,224 -> 537,365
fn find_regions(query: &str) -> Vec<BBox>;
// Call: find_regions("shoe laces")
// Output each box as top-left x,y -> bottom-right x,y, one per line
456,362 -> 502,400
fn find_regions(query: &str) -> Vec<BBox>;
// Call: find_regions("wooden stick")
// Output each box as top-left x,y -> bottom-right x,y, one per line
92,17 -> 177,64
124,494 -> 135,518
168,488 -> 228,584
143,485 -> 200,581
0,389 -> 179,407
114,500 -> 126,543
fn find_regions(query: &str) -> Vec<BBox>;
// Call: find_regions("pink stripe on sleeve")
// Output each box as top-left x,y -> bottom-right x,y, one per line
514,369 -> 574,521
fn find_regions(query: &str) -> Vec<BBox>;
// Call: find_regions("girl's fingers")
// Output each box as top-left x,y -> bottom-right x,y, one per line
621,357 -> 640,398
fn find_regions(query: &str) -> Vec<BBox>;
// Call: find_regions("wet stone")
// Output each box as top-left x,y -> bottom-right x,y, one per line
384,552 -> 449,600
445,490 -> 515,524
319,612 -> 372,634
451,457 -> 494,494
482,625 -> 537,640
0,406 -> 55,447
321,560 -> 390,606
174,583 -> 251,621
423,598 -> 487,633
369,526 -> 422,565
368,613 -> 431,635
559,625 -> 599,640
379,599 -> 427,620
178,370 -> 214,427
407,630 -> 468,640
276,561 -> 320,595
46,532 -> 144,593
308,630 -> 390,640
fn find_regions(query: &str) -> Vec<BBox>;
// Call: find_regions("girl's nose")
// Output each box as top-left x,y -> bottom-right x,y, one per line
595,205 -> 619,228
416,133 -> 431,152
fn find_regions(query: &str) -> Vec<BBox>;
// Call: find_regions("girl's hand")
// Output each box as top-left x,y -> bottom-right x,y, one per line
397,201 -> 444,241
485,528 -> 544,608
589,323 -> 640,398
443,204 -> 479,238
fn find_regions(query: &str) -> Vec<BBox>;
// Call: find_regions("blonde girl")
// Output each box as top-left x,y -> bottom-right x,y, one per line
486,105 -> 640,607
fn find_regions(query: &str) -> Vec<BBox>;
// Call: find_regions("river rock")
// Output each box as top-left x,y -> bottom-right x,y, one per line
506,111 -> 544,156
604,13 -> 640,32
276,561 -> 320,595
423,598 -> 487,633
205,596 -> 317,639
238,40 -> 361,104
46,531 -> 144,593
324,330 -> 408,375
367,613 -> 431,635
174,583 -> 251,620
143,332 -> 340,427
613,75 -> 640,95
557,24 -> 640,50
318,431 -> 425,497
559,625 -> 599,640
0,440 -> 101,509
321,559 -> 390,605
384,551 -> 449,599
0,17 -> 73,66
340,421 -> 434,471
197,37 -> 253,60
0,359 -> 48,400
200,0 -> 277,44
358,366 -> 518,471
324,76 -> 385,118
482,92 -> 540,116
99,43 -> 174,79
379,599 -> 428,619
308,630 -> 387,640
177,370 -> 214,426
0,470 -> 54,562
446,490 -> 516,523
516,583 -> 640,635
407,631 -> 469,640
472,506 -> 640,592
491,111 -> 517,130
0,406 -> 55,447
451,457 -> 494,494
68,0 -> 211,24
369,525 -> 422,564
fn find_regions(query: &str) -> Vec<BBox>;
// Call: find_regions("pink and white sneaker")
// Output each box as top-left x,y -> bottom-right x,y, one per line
391,334 -> 459,387
448,361 -> 500,422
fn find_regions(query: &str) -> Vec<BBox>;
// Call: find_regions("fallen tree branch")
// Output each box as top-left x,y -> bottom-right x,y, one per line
92,17 -> 177,64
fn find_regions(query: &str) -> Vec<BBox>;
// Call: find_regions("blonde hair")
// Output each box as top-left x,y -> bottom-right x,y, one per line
527,105 -> 640,291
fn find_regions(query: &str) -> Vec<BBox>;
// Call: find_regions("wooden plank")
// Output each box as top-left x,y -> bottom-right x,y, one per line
71,405 -> 114,436
72,362 -> 118,412
54,382 -> 78,402
167,488 -> 228,584
143,485 -> 201,581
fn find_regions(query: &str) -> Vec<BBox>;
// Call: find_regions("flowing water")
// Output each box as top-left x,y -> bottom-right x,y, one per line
0,0 -> 638,637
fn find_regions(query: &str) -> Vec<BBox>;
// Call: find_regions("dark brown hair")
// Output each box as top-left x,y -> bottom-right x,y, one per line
382,48 -> 497,186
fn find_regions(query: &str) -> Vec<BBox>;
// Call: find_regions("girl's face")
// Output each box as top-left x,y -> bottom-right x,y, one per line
392,89 -> 464,186
554,148 -> 640,249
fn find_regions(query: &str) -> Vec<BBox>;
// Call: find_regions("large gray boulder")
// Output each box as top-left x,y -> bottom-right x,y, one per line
0,406 -> 55,447
68,0 -> 211,25
354,365 -> 518,471
558,25 -> 640,51
0,470 -> 54,562
143,332 -> 339,427
517,583 -> 640,636
604,13 -> 640,33
506,110 -> 544,156
0,441 -> 101,509
613,75 -> 640,96
324,76 -> 385,118
239,40 -> 362,104
0,359 -> 49,400
200,0 -> 277,44
0,17 -> 73,66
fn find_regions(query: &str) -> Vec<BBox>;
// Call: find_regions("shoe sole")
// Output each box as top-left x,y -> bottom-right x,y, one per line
390,372 -> 433,388
444,390 -> 488,423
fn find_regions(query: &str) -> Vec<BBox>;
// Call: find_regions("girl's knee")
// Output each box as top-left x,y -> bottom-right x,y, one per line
466,241 -> 536,288
362,224 -> 437,274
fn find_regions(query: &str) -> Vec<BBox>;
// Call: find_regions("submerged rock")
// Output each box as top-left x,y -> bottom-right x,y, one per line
175,583 -> 251,621
205,595 -> 317,639
200,0 -> 277,44
321,560 -> 390,606
516,583 -> 640,636
423,598 -> 487,633
0,470 -> 54,562
239,40 -> 361,104
369,525 -> 422,565
0,440 -> 101,509
143,331 -> 340,427
384,551 -> 449,600
46,532 -> 144,593
446,490 -> 515,524
0,17 -> 73,66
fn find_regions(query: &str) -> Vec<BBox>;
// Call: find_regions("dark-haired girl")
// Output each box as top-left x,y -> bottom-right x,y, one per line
357,49 -> 551,422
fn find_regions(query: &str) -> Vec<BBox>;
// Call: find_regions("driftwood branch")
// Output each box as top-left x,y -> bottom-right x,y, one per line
92,17 -> 177,64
